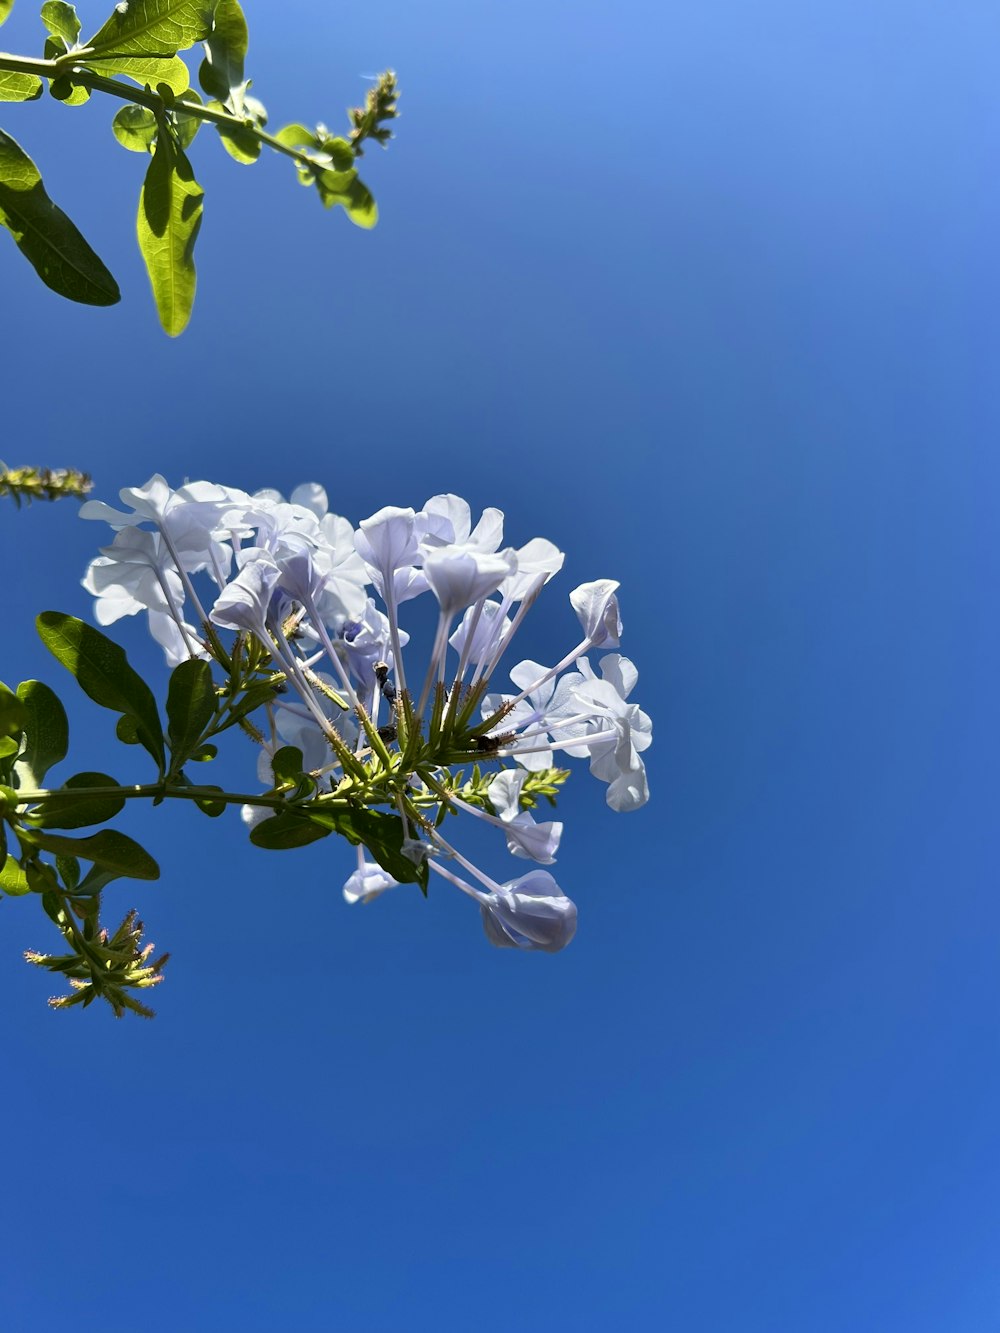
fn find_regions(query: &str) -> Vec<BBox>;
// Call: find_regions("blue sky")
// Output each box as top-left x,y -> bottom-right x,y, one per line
1,1 -> 999,1328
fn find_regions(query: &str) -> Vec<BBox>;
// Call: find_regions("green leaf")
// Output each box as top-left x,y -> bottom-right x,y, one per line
283,803 -> 427,890
249,809 -> 333,851
27,827 -> 159,890
0,681 -> 26,738
85,0 -> 215,58
112,103 -> 157,152
274,123 -> 318,150
314,167 -> 356,207
215,679 -> 278,731
0,735 -> 19,762
270,745 -> 304,788
199,0 -> 247,110
0,71 -> 43,102
33,771 -> 125,829
173,89 -> 202,148
56,853 -> 80,890
343,176 -> 377,229
0,130 -> 120,305
43,35 -> 90,104
13,679 -> 68,787
36,612 -> 165,772
166,657 -> 215,766
86,52 -> 190,95
213,116 -> 259,163
311,168 -> 379,229
137,129 -> 204,336
0,0 -> 14,29
172,771 -> 225,815
345,806 -> 426,889
40,1 -> 81,44
0,854 -> 30,896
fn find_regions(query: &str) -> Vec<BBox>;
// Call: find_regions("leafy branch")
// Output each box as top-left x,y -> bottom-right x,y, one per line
0,614 -> 571,1017
0,0 -> 398,333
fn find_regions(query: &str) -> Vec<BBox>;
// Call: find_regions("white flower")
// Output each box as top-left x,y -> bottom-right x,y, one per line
499,537 -> 564,604
209,553 -> 282,640
354,506 -> 422,602
449,599 -> 512,665
416,493 -> 504,555
482,659 -> 585,771
568,654 -> 652,811
343,857 -> 398,904
570,579 -> 622,648
487,769 -> 563,863
422,547 -> 516,618
478,870 -> 577,952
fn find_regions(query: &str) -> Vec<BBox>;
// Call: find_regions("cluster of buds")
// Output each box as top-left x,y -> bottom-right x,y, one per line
0,464 -> 92,507
80,478 -> 652,952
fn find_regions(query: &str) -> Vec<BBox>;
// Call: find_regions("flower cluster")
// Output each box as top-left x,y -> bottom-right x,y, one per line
80,477 -> 652,952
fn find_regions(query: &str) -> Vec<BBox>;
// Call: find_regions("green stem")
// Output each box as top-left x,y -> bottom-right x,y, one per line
0,50 -> 348,174
16,782 -> 347,811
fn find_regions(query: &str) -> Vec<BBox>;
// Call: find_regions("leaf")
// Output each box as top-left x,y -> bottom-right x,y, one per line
85,0 -> 215,58
313,169 -> 379,229
13,679 -> 68,788
40,1 -> 81,44
172,90 -> 202,148
43,35 -> 90,104
0,130 -> 120,306
166,657 -> 215,766
0,854 -> 30,896
249,809 -> 333,851
345,806 -> 426,889
56,853 -> 80,890
0,71 -> 43,102
343,177 -> 377,229
33,771 -> 126,829
215,679 -> 278,731
270,745 -> 304,787
199,0 -> 247,110
86,52 -> 190,95
137,129 -> 204,336
0,0 -> 13,29
213,116 -> 259,163
172,771 -> 225,815
274,123 -> 318,150
314,167 -> 356,207
0,680 -> 26,738
36,612 -> 165,772
27,828 -> 159,891
112,103 -> 157,152
288,802 -> 427,890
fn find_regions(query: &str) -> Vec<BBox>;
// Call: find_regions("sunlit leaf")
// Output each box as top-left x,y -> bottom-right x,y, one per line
86,52 -> 190,95
0,0 -> 14,29
14,680 -> 68,788
85,0 -> 215,57
40,1 -> 81,44
274,122 -> 318,150
199,0 -> 247,111
0,129 -> 120,304
0,71 -> 43,101
112,103 -> 157,152
136,128 -> 204,335
0,680 -> 26,738
0,854 -> 30,896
